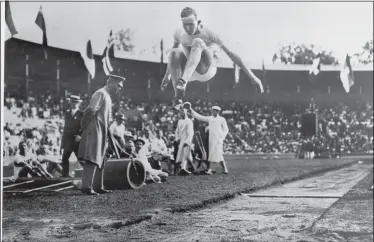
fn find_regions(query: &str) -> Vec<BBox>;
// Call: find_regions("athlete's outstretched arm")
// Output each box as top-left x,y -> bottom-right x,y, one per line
221,45 -> 264,93
161,41 -> 180,91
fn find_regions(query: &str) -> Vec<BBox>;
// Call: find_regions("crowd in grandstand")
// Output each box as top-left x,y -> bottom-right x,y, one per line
3,87 -> 373,168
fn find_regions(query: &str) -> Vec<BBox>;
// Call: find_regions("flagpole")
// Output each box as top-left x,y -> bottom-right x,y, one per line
147,74 -> 151,101
25,54 -> 29,100
87,72 -> 91,96
56,60 -> 60,101
160,39 -> 164,64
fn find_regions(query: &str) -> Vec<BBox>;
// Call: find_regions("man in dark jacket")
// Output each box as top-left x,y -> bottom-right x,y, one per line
60,95 -> 84,177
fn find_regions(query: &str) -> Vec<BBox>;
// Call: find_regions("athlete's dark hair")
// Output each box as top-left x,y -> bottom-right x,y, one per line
180,7 -> 197,18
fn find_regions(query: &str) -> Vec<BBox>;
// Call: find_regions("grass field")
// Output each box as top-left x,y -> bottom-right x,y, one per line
3,156 -> 367,228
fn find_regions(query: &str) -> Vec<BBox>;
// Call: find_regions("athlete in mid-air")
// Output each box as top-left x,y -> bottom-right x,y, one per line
161,7 -> 264,105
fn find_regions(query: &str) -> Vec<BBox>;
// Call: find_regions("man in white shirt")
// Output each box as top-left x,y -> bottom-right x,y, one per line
151,130 -> 168,156
150,130 -> 173,174
141,129 -> 153,158
187,103 -> 229,174
175,107 -> 195,175
109,114 -> 127,148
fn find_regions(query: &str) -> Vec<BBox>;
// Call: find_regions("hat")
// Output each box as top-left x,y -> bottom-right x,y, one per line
212,106 -> 221,111
183,102 -> 192,109
134,138 -> 145,145
124,131 -> 134,139
69,95 -> 82,103
108,74 -> 125,88
116,114 -> 126,121
151,150 -> 162,156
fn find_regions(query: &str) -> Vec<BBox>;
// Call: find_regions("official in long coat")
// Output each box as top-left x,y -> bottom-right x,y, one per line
175,108 -> 194,175
189,104 -> 229,174
78,74 -> 125,195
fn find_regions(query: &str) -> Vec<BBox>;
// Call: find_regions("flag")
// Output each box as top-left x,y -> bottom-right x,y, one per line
160,39 -> 166,77
233,63 -> 240,87
80,40 -> 96,79
309,56 -> 321,83
5,1 -> 18,37
101,31 -> 115,75
340,54 -> 354,93
35,6 -> 48,59
108,30 -> 113,43
101,30 -> 112,75
160,39 -> 164,64
309,56 -> 321,75
262,60 -> 268,93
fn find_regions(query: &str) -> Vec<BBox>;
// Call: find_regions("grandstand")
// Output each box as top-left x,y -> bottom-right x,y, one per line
3,37 -> 373,163
4,38 -> 373,103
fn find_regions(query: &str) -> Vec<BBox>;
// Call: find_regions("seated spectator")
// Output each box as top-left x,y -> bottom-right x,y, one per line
131,138 -> 168,183
13,142 -> 54,179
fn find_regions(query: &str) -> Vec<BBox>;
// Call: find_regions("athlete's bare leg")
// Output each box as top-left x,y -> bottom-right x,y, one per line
179,39 -> 206,86
169,38 -> 214,98
168,49 -> 187,97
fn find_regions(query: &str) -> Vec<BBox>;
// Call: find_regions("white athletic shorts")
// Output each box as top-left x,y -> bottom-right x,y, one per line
181,47 -> 217,83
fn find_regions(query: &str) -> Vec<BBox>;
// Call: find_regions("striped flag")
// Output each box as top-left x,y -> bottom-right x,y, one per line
80,40 -> 96,79
340,54 -> 354,93
5,1 -> 18,37
35,6 -> 48,59
309,55 -> 321,84
102,30 -> 115,75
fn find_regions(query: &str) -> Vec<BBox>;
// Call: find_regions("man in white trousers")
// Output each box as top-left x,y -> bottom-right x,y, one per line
175,107 -> 195,175
186,102 -> 229,174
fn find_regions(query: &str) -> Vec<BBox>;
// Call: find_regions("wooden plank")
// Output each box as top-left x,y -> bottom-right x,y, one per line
22,181 -> 73,194
242,194 -> 342,199
13,177 -> 81,183
3,190 -> 25,194
53,185 -> 75,192
3,180 -> 34,189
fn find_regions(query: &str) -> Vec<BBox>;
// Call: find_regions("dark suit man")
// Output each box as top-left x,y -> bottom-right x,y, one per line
61,95 -> 84,177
